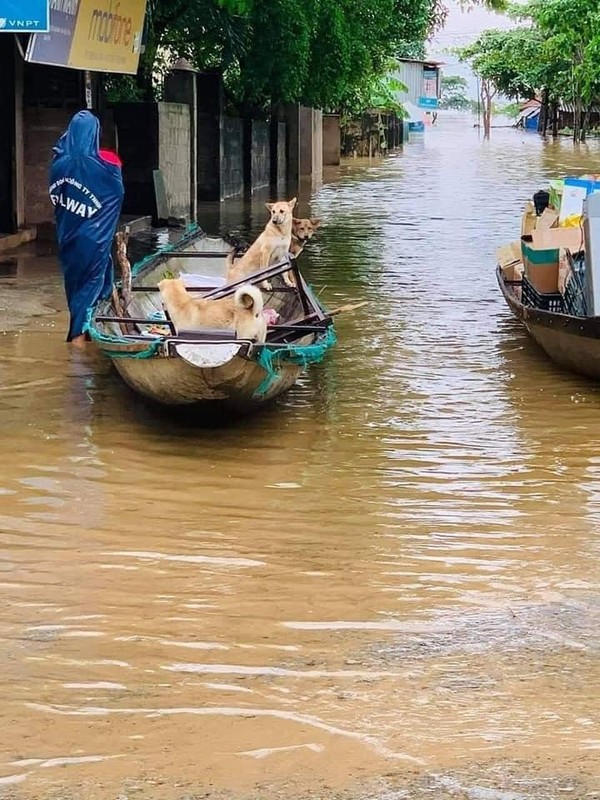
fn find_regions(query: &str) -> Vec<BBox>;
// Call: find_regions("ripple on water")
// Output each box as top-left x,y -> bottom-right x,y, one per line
1,119 -> 600,793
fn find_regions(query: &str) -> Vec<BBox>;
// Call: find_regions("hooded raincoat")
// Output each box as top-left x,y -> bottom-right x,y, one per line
49,111 -> 124,341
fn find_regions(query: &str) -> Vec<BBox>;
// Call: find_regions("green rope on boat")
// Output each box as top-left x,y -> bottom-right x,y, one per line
84,307 -> 162,359
253,326 -> 337,398
85,225 -> 200,360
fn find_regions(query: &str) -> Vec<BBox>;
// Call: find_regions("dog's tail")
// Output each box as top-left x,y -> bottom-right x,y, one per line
234,284 -> 264,314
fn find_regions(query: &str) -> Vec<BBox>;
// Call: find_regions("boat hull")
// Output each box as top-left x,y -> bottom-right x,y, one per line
497,266 -> 600,380
110,349 -> 303,409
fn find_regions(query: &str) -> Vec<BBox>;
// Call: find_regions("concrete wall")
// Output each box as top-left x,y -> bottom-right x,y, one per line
299,106 -> 322,180
0,37 -> 16,233
270,121 -> 287,192
311,108 -> 323,182
23,108 -> 72,226
299,106 -> 312,177
158,102 -> 191,221
163,68 -> 198,220
323,114 -> 340,166
114,101 -> 191,223
250,120 -> 270,193
195,72 -> 222,202
281,103 -> 300,184
221,116 -> 244,200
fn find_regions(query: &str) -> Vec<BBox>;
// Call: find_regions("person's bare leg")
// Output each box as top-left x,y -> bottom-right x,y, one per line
71,334 -> 87,349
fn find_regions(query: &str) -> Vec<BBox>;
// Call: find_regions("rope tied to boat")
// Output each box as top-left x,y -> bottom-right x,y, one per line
84,307 -> 162,359
253,326 -> 337,398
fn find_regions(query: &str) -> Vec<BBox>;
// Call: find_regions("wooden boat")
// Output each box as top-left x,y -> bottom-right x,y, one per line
89,227 -> 337,411
496,261 -> 600,381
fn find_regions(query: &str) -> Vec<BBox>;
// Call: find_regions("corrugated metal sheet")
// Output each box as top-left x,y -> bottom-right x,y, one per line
559,102 -> 600,113
394,62 -> 424,106
394,61 -> 440,107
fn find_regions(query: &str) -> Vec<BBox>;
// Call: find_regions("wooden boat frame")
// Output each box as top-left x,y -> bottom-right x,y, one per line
89,228 -> 337,410
497,265 -> 600,380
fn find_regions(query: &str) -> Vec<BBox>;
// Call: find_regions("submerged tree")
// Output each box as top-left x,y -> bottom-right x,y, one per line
457,0 -> 600,141
439,75 -> 471,110
527,0 -> 600,142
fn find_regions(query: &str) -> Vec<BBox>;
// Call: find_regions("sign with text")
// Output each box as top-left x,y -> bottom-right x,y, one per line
26,0 -> 146,74
0,0 -> 49,32
419,65 -> 439,110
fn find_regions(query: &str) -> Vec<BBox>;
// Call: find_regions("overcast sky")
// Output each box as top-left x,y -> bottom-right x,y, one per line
428,1 -> 516,97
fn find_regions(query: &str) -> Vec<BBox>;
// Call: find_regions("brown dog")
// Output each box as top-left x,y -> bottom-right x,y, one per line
158,278 -> 267,342
290,218 -> 321,258
227,197 -> 297,290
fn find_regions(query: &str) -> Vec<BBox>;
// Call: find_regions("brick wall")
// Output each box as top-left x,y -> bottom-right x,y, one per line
24,108 -> 72,226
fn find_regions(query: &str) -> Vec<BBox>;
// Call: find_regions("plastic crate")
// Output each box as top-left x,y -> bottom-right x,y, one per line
563,266 -> 588,317
521,275 -> 564,312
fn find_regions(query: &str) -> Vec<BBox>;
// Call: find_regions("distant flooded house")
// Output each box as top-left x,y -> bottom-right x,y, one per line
394,59 -> 442,109
517,98 -> 600,133
394,58 -> 442,132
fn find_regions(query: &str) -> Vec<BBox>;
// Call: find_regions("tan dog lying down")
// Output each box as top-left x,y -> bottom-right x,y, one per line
158,278 -> 267,343
227,197 -> 296,290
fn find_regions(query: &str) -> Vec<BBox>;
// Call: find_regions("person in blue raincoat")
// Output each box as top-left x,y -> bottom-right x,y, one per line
49,110 -> 124,346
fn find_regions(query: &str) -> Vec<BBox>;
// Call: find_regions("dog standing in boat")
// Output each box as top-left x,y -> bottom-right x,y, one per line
227,197 -> 297,290
158,278 -> 267,343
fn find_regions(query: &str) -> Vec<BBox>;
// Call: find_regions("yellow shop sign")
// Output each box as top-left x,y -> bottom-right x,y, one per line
69,0 -> 146,73
26,0 -> 147,75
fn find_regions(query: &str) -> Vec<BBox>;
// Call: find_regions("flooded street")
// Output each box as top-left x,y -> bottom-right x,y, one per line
1,117 -> 600,798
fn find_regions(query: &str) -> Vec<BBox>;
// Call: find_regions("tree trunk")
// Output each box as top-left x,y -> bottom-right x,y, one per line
539,88 -> 549,136
581,106 -> 592,143
480,78 -> 496,139
551,101 -> 559,137
573,96 -> 582,144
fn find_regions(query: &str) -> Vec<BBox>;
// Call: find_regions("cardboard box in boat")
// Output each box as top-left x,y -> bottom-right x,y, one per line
537,208 -> 559,230
520,204 -> 559,238
521,238 -> 558,293
521,228 -> 585,293
521,202 -> 537,236
497,241 -> 524,282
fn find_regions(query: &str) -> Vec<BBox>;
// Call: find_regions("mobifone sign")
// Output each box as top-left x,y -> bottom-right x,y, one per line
26,0 -> 146,74
0,0 -> 50,32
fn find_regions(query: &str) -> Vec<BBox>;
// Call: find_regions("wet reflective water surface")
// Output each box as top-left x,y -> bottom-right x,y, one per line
1,118 -> 600,798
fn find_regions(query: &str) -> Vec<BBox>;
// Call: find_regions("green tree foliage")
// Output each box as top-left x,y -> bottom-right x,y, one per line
528,0 -> 600,140
439,75 -> 471,110
456,27 -> 545,101
457,0 -> 600,141
119,0 -> 513,113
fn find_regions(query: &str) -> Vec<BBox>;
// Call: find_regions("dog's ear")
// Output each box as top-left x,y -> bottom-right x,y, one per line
288,197 -> 297,210
310,218 -> 321,228
292,218 -> 300,225
265,202 -> 274,212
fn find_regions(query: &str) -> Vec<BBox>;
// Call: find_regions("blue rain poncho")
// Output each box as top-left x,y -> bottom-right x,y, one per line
49,111 -> 124,341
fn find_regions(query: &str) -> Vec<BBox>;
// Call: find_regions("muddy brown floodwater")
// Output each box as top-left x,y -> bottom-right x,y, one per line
1,116 -> 600,800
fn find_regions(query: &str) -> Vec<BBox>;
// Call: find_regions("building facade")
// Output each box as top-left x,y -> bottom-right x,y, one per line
394,58 -> 442,111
